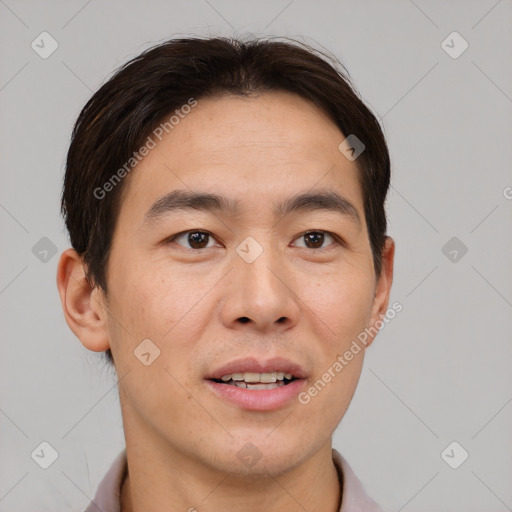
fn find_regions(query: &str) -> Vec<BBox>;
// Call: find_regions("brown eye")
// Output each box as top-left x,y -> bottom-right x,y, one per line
293,231 -> 337,249
170,230 -> 217,249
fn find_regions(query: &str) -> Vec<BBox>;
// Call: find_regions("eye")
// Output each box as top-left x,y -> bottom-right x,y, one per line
167,230 -> 220,249
165,229 -> 343,251
292,230 -> 340,250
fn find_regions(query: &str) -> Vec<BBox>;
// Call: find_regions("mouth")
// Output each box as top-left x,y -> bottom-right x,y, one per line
204,357 -> 307,411
210,371 -> 298,390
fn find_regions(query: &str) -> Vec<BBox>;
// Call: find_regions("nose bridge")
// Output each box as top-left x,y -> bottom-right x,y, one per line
235,234 -> 284,299
221,233 -> 299,331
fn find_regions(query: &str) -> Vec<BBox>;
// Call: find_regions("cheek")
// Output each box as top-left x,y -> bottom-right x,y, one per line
295,343 -> 365,442
303,266 -> 375,347
108,265 -> 219,386
111,257 -> 205,335
109,268 -> 211,428
297,267 -> 374,425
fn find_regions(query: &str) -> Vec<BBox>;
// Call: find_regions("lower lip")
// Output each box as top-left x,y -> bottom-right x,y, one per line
205,379 -> 306,411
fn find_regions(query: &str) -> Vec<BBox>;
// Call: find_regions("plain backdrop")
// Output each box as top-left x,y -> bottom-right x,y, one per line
1,1 -> 511,511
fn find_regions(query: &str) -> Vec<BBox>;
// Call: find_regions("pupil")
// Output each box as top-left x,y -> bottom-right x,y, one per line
189,232 -> 208,248
305,232 -> 324,248
188,232 -> 325,249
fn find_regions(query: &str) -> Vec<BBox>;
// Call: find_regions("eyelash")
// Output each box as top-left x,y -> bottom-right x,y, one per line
165,230 -> 345,251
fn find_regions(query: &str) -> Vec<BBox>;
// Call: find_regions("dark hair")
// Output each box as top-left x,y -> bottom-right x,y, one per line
60,36 -> 391,365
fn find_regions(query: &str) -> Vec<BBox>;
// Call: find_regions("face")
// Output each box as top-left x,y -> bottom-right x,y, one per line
61,91 -> 394,478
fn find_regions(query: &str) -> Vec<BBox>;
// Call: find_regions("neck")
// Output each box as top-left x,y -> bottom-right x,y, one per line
120,441 -> 341,512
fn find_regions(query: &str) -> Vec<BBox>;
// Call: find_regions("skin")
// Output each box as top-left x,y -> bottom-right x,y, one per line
57,91 -> 394,512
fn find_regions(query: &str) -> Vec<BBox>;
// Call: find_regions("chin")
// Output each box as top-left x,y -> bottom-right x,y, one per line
213,435 -> 309,478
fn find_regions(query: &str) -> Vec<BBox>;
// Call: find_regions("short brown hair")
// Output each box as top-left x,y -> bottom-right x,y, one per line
60,36 -> 391,365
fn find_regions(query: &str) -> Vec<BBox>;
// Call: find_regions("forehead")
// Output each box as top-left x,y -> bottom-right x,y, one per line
116,91 -> 363,228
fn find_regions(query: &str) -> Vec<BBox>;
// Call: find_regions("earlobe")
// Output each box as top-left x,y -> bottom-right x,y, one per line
366,236 -> 395,347
56,248 -> 111,352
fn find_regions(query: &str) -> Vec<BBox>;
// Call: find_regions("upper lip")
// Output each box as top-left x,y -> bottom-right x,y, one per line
206,356 -> 308,380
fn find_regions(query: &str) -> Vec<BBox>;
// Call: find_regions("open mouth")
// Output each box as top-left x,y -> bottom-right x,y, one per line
205,367 -> 306,410
210,371 -> 298,390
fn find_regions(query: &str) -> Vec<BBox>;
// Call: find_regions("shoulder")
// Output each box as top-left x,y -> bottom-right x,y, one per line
83,449 -> 127,512
332,448 -> 384,512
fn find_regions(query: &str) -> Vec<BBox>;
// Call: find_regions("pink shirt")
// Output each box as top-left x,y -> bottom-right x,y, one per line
84,448 -> 383,512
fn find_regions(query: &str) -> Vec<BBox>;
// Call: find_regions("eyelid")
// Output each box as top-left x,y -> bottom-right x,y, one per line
165,229 -> 345,250
166,229 -> 220,249
291,230 -> 345,249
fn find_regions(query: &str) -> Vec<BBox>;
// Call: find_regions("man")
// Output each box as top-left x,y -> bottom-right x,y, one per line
57,36 -> 394,511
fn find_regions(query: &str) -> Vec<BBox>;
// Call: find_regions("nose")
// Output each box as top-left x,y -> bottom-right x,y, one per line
219,243 -> 300,334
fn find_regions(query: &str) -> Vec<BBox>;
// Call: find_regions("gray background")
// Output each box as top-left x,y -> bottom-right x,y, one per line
1,0 -> 511,510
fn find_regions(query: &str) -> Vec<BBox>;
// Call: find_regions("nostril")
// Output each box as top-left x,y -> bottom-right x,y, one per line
238,317 -> 250,323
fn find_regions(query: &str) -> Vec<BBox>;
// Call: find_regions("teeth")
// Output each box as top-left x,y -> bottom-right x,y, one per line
245,372 -> 264,383
219,371 -> 294,383
229,381 -> 285,389
246,382 -> 282,390
260,372 -> 277,383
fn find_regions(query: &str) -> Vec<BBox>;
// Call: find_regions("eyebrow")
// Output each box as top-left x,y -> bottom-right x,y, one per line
140,188 -> 361,228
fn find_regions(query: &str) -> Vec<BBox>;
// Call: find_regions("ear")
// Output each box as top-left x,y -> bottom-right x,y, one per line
365,236 -> 395,348
56,248 -> 111,352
